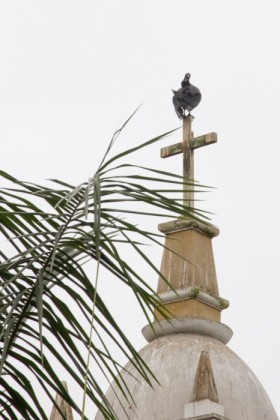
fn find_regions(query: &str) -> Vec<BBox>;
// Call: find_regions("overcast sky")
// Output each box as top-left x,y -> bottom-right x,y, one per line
1,0 -> 280,417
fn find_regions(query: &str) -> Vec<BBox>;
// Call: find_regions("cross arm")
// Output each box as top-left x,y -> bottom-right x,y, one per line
191,132 -> 217,149
160,132 -> 217,158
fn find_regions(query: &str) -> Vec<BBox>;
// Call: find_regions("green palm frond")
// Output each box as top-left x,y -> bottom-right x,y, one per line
0,120 -> 210,418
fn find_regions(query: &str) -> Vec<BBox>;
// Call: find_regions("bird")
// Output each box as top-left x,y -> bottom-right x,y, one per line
172,73 -> 201,119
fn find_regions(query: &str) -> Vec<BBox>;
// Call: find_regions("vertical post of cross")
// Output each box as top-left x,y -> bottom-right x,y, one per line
160,116 -> 217,216
183,114 -> 194,210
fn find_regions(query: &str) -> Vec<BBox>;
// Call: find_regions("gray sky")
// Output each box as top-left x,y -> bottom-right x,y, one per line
1,0 -> 280,417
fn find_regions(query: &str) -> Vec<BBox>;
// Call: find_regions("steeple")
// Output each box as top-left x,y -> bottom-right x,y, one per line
190,351 -> 219,403
49,382 -> 74,420
184,351 -> 228,420
142,114 -> 232,345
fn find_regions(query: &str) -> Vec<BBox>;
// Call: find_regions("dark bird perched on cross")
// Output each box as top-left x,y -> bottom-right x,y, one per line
172,73 -> 201,119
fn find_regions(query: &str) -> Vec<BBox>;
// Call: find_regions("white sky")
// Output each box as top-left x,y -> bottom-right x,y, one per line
1,0 -> 280,418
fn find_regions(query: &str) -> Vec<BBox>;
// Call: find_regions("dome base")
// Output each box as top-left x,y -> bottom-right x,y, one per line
142,317 -> 233,344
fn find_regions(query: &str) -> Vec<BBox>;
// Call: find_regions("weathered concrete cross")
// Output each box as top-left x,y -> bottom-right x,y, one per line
161,114 -> 217,209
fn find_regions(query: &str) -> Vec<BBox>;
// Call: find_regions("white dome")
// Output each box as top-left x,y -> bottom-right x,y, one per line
95,332 -> 278,420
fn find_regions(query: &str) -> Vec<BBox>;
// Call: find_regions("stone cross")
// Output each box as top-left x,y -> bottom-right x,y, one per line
161,114 -> 217,209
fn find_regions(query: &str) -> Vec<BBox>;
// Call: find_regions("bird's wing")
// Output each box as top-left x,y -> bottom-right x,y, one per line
173,89 -> 188,104
187,86 -> 196,96
172,94 -> 184,119
187,85 -> 201,98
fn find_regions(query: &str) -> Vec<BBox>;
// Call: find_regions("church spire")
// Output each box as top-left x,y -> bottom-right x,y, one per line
190,351 -> 218,403
49,382 -> 74,420
142,113 -> 232,344
184,351 -> 228,419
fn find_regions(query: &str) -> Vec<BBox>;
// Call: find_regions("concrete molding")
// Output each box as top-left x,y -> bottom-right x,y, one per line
183,415 -> 228,420
142,317 -> 233,344
184,399 -> 225,418
158,218 -> 219,238
156,287 -> 229,310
